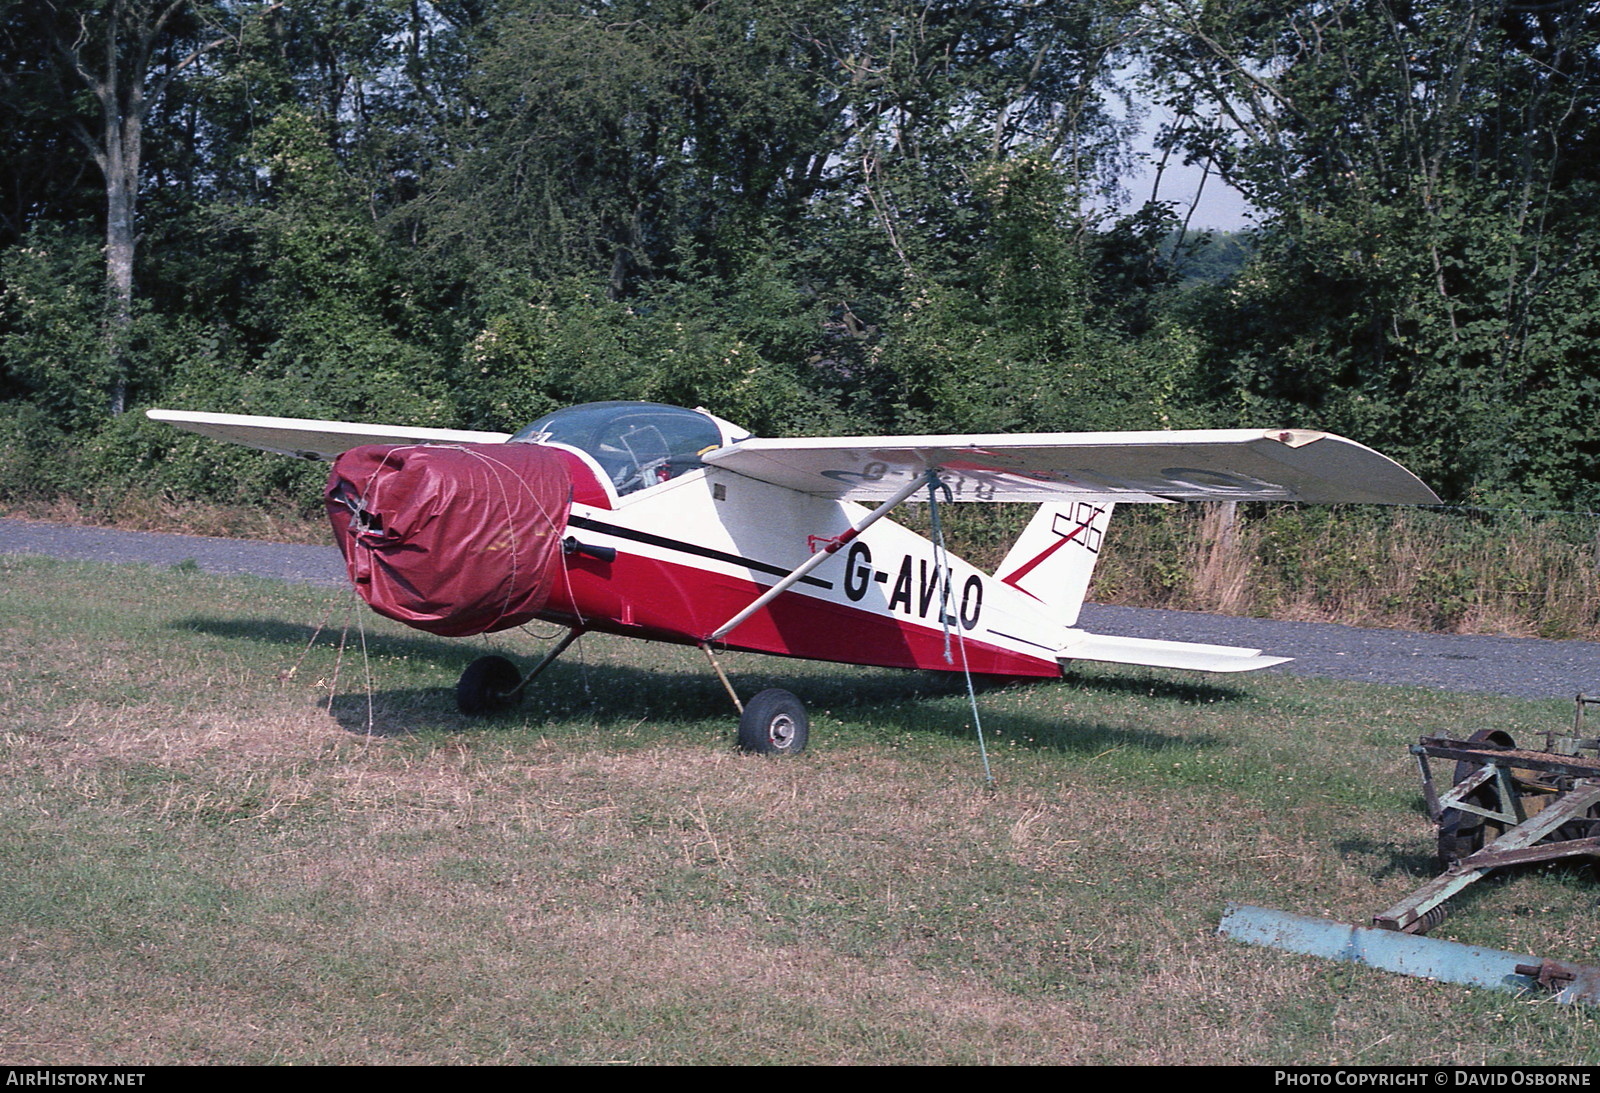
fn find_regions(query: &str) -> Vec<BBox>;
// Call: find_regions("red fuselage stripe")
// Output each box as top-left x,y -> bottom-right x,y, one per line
546,551 -> 1059,678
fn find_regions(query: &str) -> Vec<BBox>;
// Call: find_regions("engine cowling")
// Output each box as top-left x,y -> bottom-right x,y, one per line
326,443 -> 572,637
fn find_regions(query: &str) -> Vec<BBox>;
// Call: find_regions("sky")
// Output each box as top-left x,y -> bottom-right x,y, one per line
1119,151 -> 1257,231
1105,81 -> 1259,232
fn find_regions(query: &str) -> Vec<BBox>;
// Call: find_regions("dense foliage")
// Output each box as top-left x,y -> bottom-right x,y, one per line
2,0 -> 1598,513
1140,0 -> 1600,507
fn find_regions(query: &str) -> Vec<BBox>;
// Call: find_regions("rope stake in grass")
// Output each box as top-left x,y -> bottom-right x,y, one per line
357,605 -> 374,735
925,470 -> 955,666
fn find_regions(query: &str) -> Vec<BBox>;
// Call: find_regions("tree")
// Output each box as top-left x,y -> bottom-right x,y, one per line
1138,0 -> 1600,505
0,7 -> 101,250
425,1 -> 1135,287
5,1 -> 263,415
417,0 -> 1158,435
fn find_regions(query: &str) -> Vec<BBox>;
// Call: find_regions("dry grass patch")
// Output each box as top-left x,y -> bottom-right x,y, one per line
502,911 -> 1102,1065
4,556 -> 1599,1063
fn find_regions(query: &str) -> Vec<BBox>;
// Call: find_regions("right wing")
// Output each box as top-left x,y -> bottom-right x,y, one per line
703,428 -> 1440,504
146,410 -> 511,461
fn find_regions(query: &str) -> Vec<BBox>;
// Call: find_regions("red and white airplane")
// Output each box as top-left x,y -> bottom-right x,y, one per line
148,401 -> 1438,753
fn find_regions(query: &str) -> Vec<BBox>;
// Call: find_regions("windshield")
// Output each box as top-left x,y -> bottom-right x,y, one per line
510,401 -> 725,496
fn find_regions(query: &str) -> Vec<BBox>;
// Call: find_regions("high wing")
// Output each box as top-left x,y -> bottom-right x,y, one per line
145,409 -> 510,461
702,428 -> 1441,505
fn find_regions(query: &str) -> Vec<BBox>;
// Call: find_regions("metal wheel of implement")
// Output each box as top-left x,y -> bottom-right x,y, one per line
1553,786 -> 1600,844
457,655 -> 522,715
1436,728 -> 1516,867
737,688 -> 809,756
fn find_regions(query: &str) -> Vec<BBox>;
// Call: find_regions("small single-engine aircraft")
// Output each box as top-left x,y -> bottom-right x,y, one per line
148,401 -> 1438,753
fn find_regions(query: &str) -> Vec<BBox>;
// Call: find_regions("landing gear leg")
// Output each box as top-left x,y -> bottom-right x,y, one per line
700,643 -> 744,715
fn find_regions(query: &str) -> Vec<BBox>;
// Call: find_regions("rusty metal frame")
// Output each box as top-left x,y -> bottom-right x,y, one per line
1372,734 -> 1600,935
1373,781 -> 1600,933
1223,710 -> 1600,1005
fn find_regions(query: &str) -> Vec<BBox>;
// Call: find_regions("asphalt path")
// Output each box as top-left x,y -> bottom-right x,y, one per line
4,515 -> 1597,700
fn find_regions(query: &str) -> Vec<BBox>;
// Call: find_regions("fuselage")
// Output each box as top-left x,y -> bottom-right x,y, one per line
535,439 -> 1065,678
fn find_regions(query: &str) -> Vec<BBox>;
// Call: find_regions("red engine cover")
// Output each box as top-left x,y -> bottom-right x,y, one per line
326,443 -> 572,637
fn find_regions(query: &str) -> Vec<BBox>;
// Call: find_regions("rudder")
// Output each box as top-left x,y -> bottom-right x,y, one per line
992,499 -> 1114,627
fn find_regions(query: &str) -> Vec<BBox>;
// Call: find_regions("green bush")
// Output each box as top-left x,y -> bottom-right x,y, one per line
0,403 -> 77,501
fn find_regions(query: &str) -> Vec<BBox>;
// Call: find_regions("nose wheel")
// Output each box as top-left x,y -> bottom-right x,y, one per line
456,628 -> 584,715
456,654 -> 522,714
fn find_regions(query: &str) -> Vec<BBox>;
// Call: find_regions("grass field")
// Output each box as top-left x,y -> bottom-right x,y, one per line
2,552 -> 1597,1065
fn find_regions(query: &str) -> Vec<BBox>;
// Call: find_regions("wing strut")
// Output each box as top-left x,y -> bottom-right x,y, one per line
707,470 -> 937,642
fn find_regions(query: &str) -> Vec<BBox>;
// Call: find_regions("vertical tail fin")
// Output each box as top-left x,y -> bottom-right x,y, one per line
993,499 -> 1114,627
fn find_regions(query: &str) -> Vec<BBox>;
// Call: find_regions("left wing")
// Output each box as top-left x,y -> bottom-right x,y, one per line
702,428 -> 1440,505
146,409 -> 511,461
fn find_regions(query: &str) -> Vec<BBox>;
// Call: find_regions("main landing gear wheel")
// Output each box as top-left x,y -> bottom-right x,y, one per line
457,655 -> 522,715
1437,728 -> 1517,867
738,688 -> 809,756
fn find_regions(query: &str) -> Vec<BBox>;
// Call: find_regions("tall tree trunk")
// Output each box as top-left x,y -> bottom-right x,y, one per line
47,0 -> 242,415
102,91 -> 140,416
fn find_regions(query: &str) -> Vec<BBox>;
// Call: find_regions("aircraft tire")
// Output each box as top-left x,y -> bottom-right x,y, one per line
738,688 -> 809,756
457,655 -> 522,715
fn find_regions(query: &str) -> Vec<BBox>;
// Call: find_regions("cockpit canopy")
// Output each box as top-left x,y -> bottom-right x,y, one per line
510,401 -> 735,496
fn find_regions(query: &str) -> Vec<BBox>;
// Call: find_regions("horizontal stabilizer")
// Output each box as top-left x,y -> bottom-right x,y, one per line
1058,630 -> 1291,673
147,409 -> 511,462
